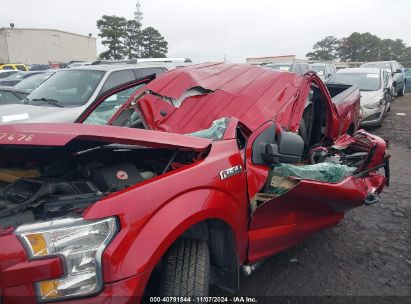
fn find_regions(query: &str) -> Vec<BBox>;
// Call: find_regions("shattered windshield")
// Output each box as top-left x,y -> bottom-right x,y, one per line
187,118 -> 230,140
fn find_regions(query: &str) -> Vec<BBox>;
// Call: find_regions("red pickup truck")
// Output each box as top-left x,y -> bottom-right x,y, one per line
0,63 -> 388,303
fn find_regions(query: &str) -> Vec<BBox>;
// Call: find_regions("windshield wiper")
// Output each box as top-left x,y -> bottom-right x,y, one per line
31,98 -> 64,108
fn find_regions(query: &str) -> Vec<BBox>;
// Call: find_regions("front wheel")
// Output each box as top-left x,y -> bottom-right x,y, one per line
160,239 -> 210,297
398,83 -> 406,96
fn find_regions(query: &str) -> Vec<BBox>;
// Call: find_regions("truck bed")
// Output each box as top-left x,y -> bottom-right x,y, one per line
326,83 -> 358,104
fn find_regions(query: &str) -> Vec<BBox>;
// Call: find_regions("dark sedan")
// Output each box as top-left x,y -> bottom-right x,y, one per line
0,86 -> 29,105
13,72 -> 54,93
0,70 -> 19,79
404,68 -> 411,91
0,71 -> 45,87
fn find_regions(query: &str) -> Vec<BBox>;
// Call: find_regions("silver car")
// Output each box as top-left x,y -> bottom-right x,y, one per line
328,68 -> 392,127
310,62 -> 337,82
0,63 -> 188,124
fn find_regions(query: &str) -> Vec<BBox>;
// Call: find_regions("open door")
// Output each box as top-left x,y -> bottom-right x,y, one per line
246,122 -> 389,264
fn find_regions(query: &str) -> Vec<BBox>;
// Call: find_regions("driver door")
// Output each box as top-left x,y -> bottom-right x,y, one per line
246,122 -> 388,264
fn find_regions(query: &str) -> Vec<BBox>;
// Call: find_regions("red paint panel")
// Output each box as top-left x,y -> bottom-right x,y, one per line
249,176 -> 370,231
82,140 -> 249,282
140,63 -> 303,133
0,123 -> 211,151
0,257 -> 63,288
0,235 -> 27,281
244,121 -> 275,199
248,213 -> 343,263
1,274 -> 149,304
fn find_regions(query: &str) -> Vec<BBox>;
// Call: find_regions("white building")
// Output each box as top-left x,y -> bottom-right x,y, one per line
0,28 -> 97,64
246,55 -> 298,65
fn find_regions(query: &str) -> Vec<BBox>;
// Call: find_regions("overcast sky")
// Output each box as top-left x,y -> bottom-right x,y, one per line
1,0 -> 410,62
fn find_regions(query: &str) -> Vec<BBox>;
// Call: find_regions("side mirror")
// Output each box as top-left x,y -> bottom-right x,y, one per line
262,131 -> 304,164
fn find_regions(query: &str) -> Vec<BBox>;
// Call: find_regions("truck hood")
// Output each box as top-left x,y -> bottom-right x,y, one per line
0,123 -> 211,151
0,104 -> 82,124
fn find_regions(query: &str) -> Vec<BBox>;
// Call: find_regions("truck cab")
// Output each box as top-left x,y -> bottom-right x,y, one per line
0,63 -> 388,303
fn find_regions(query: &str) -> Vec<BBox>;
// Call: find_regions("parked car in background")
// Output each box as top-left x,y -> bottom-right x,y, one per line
0,63 -> 389,300
328,68 -> 392,127
67,61 -> 92,68
0,86 -> 29,105
263,62 -> 311,75
311,62 -> 337,82
90,58 -> 193,66
0,73 -> 54,107
0,63 -> 185,124
29,64 -> 53,71
0,63 -> 29,71
13,71 -> 55,93
404,68 -> 411,91
0,70 -> 19,79
0,71 -> 45,87
360,60 -> 406,96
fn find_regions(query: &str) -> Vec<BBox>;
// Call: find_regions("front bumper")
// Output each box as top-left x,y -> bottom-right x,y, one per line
359,106 -> 385,127
1,272 -> 150,304
0,231 -> 152,304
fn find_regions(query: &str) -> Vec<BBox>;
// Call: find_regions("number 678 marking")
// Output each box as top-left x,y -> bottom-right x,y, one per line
0,133 -> 33,142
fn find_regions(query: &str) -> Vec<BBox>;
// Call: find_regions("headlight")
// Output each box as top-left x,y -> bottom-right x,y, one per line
16,217 -> 118,302
363,97 -> 384,109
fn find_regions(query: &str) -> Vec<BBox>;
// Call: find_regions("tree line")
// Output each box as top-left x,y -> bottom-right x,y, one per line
306,32 -> 411,62
97,15 -> 168,60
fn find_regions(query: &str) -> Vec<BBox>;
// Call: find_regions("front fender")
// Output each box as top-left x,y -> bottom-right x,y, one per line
100,188 -> 248,284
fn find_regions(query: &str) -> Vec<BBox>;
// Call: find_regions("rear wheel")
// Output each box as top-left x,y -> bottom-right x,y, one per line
160,239 -> 210,297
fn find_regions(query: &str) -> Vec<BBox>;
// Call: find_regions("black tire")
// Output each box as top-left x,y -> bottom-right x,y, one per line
398,83 -> 405,96
160,239 -> 210,297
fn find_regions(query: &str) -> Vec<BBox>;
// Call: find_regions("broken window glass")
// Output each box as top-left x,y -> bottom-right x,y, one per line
187,118 -> 230,140
271,163 -> 357,183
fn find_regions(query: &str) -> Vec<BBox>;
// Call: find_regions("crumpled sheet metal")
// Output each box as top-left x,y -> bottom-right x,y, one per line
139,62 -> 303,134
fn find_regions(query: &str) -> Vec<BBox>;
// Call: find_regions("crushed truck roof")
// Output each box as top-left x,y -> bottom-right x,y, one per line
140,62 -> 304,133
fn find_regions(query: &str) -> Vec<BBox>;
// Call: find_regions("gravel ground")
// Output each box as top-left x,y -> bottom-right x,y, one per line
213,93 -> 411,301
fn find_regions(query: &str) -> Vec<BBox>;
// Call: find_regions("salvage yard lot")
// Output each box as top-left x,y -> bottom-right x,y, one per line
214,94 -> 411,298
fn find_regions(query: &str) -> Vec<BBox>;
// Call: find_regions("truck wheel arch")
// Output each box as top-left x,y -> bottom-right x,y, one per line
146,218 -> 239,295
105,189 -> 245,294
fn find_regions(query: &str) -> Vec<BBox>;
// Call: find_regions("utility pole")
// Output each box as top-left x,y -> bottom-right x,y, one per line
134,0 -> 144,58
135,0 -> 143,29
